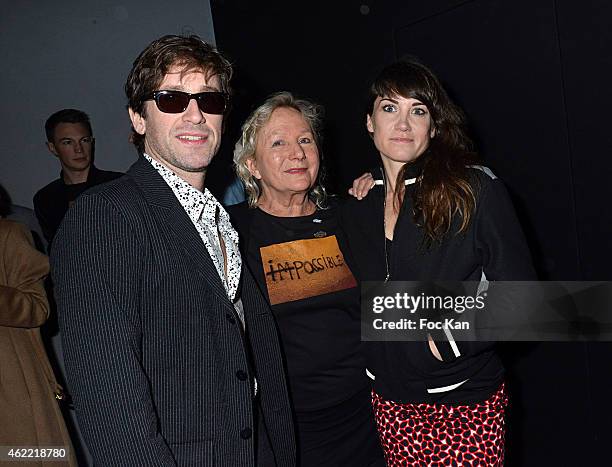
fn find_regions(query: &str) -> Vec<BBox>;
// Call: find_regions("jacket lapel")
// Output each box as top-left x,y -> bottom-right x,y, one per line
127,156 -> 233,307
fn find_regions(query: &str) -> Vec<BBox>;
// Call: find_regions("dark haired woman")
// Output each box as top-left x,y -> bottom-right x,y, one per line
341,59 -> 536,465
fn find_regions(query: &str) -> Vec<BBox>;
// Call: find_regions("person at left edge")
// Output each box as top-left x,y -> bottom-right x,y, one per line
33,109 -> 123,249
0,217 -> 77,466
228,92 -> 384,466
50,35 -> 295,466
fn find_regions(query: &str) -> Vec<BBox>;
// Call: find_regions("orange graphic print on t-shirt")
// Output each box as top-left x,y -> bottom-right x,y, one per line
259,235 -> 357,305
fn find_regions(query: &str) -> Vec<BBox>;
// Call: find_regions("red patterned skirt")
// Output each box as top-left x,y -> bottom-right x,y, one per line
372,383 -> 508,466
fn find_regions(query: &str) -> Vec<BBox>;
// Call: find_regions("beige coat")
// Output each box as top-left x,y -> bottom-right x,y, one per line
0,220 -> 76,466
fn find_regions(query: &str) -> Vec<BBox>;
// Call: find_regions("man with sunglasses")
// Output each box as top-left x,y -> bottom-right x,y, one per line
50,35 -> 295,466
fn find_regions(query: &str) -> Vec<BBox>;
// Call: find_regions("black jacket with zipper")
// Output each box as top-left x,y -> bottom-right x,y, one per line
340,164 -> 536,404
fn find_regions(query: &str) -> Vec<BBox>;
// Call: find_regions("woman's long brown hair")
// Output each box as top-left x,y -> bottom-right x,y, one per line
368,59 -> 481,243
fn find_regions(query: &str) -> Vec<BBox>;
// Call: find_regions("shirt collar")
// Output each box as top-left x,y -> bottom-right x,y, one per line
143,153 -> 219,223
60,164 -> 98,187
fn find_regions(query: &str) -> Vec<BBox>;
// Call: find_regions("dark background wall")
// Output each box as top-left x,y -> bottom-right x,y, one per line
210,0 -> 611,464
0,0 -> 216,209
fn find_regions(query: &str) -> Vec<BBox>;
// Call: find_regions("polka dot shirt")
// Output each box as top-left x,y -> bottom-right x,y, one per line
143,154 -> 244,324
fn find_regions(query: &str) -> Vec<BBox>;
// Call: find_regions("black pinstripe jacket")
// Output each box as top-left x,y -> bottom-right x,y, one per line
51,156 -> 296,466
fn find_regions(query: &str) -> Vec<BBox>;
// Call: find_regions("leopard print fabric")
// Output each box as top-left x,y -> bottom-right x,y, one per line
372,383 -> 507,466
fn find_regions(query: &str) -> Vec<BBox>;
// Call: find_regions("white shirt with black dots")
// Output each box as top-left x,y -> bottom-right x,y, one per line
143,153 -> 245,326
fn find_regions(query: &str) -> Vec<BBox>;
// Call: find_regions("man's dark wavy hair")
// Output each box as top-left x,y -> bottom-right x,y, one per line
45,109 -> 92,142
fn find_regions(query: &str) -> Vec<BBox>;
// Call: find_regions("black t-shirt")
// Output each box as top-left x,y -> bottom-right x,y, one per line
33,166 -> 123,248
230,203 -> 367,412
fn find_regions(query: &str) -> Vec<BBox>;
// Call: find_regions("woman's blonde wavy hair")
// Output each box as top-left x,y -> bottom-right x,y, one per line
233,91 -> 328,208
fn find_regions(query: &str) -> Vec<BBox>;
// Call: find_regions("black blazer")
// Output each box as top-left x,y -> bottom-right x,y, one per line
51,156 -> 296,466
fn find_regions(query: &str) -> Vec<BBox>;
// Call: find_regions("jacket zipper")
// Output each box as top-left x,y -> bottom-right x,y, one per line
382,168 -> 390,282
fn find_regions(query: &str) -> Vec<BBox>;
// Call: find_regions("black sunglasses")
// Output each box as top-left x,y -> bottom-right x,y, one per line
145,90 -> 228,115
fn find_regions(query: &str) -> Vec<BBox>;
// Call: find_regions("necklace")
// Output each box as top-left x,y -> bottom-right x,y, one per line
381,173 -> 418,283
382,170 -> 391,282
256,199 -> 316,217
